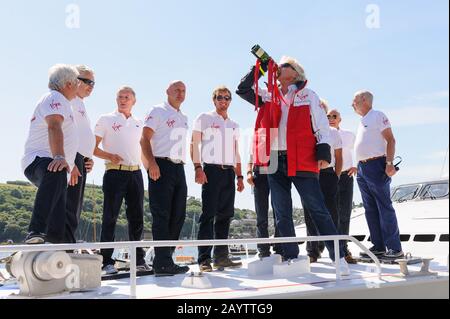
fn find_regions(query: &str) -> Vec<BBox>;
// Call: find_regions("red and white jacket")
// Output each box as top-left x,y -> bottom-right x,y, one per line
237,66 -> 331,176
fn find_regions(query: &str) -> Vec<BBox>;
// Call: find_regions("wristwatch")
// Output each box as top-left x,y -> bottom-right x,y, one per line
237,175 -> 244,180
54,155 -> 65,160
386,161 -> 394,166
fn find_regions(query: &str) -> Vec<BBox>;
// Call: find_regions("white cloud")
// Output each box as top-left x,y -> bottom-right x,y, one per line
410,90 -> 449,103
384,106 -> 449,127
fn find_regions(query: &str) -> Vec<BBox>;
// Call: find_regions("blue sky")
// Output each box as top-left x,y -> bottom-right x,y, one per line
0,0 -> 448,209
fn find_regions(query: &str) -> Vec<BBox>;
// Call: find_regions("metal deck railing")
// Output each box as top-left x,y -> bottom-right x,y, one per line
0,235 -> 382,298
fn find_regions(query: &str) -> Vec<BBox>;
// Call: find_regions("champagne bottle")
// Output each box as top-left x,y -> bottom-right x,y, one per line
251,45 -> 271,64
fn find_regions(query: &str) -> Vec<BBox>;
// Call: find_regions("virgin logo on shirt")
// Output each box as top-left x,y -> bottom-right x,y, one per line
299,94 -> 309,101
112,122 -> 123,132
167,119 -> 176,128
211,123 -> 221,129
78,110 -> 86,117
145,115 -> 153,122
30,116 -> 36,122
50,100 -> 61,110
383,118 -> 390,126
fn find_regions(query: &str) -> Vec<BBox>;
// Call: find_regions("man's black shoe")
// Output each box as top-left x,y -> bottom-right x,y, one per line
154,264 -> 190,277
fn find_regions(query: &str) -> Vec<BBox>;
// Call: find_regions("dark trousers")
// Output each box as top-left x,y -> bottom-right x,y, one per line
337,172 -> 354,254
356,157 -> 402,252
148,158 -> 187,269
268,154 -> 345,261
24,157 -> 68,243
197,165 -> 235,263
253,168 -> 283,256
100,169 -> 145,267
304,168 -> 339,258
64,153 -> 87,243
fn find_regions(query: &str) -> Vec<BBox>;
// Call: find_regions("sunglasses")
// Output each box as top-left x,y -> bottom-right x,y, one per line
280,63 -> 296,71
78,77 -> 95,87
216,95 -> 232,102
327,115 -> 338,119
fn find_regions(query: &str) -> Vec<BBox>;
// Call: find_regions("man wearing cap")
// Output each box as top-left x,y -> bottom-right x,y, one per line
22,64 -> 79,244
141,81 -> 190,276
237,56 -> 349,275
94,86 -> 149,275
64,65 -> 96,243
303,100 -> 344,263
353,90 -> 403,260
191,86 -> 244,272
328,108 -> 358,263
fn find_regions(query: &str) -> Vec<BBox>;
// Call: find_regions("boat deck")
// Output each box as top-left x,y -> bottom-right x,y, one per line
1,256 -> 448,299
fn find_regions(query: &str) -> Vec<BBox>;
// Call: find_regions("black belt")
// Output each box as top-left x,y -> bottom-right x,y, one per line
278,150 -> 288,156
341,170 -> 349,175
155,157 -> 185,165
204,163 -> 235,170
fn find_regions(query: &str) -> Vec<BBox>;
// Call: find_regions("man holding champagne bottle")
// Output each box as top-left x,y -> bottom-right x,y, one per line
236,46 -> 350,276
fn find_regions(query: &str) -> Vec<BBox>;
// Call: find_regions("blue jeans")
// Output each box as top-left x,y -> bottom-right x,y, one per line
268,155 -> 345,261
356,157 -> 402,252
253,168 -> 283,256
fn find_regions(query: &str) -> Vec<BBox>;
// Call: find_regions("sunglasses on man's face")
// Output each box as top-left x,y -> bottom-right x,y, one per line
216,95 -> 232,102
327,115 -> 338,119
78,77 -> 95,87
280,63 -> 296,71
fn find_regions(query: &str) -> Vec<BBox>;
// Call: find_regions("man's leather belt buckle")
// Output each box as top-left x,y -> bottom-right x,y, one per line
360,156 -> 385,164
106,164 -> 140,171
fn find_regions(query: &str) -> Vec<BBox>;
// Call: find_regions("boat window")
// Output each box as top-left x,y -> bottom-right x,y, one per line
413,234 -> 436,242
391,185 -> 420,202
420,183 -> 449,200
400,234 -> 411,242
440,234 -> 449,242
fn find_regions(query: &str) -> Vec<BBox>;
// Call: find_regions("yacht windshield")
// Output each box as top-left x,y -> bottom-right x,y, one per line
420,183 -> 449,200
391,185 -> 420,202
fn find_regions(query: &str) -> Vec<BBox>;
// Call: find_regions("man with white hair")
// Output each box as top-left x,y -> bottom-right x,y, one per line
22,64 -> 79,244
328,108 -> 358,263
64,65 -> 96,243
94,86 -> 149,274
141,81 -> 190,276
236,56 -> 350,275
353,90 -> 403,259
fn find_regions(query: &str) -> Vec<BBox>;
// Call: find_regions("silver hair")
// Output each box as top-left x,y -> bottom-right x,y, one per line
354,90 -> 374,105
279,56 -> 307,82
117,86 -> 136,97
48,64 -> 79,91
75,64 -> 94,76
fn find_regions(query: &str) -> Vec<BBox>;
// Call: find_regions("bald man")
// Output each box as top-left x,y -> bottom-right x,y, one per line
141,81 -> 190,276
352,90 -> 403,260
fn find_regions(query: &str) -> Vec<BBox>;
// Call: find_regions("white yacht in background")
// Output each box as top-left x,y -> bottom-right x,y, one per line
0,179 -> 448,299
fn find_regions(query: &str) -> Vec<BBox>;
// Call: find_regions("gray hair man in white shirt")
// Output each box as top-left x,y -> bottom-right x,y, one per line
22,64 -> 79,244
64,64 -> 96,244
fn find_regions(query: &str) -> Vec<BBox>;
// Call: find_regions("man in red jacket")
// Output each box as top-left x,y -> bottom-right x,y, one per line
236,56 -> 349,275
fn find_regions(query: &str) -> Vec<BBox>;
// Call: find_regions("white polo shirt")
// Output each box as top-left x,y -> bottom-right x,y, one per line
354,109 -> 391,163
72,97 -> 95,158
338,128 -> 356,171
21,90 -> 79,172
94,111 -> 143,166
143,102 -> 189,165
193,111 -> 240,166
324,127 -> 342,169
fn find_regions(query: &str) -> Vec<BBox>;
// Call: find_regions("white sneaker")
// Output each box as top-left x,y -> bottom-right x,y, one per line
335,258 -> 350,276
102,264 -> 118,275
